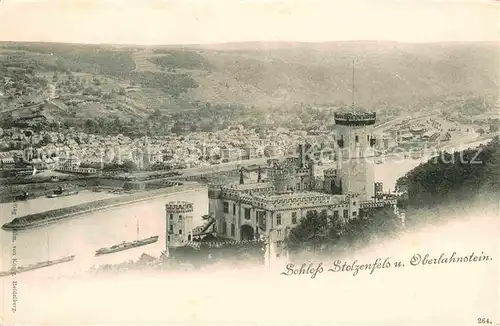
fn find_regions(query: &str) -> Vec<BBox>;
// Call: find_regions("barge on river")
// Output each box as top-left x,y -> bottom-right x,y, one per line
1,183 -> 201,231
0,255 -> 75,277
95,236 -> 159,256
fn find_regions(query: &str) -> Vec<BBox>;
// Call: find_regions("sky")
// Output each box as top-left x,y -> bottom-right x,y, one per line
0,0 -> 498,45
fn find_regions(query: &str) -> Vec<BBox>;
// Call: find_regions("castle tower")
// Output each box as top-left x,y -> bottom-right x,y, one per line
165,201 -> 194,254
323,168 -> 342,194
270,162 -> 297,194
334,111 -> 377,201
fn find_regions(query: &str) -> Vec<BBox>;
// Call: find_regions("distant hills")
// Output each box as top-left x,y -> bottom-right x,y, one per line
0,41 -> 498,131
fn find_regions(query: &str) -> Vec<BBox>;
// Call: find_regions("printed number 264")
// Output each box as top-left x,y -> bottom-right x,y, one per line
477,318 -> 492,324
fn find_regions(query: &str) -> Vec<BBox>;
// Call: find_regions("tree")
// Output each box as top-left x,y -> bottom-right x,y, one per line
285,207 -> 401,257
84,119 -> 98,133
40,134 -> 52,146
122,160 -> 138,173
396,137 -> 500,211
286,210 -> 329,253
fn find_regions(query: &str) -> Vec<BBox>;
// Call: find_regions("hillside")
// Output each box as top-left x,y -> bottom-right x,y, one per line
396,136 -> 500,211
0,41 -> 498,133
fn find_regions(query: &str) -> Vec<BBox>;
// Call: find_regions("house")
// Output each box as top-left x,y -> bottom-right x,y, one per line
220,146 -> 241,162
31,158 -> 44,169
0,157 -> 15,169
399,133 -> 414,142
43,157 -> 56,170
241,146 -> 257,160
421,131 -> 440,142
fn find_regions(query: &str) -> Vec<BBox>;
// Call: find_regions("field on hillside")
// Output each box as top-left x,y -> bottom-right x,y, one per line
0,41 -> 498,134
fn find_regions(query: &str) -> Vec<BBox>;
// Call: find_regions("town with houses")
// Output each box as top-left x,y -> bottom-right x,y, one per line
0,110 -> 489,175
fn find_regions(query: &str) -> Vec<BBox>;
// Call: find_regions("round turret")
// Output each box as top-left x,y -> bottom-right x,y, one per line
165,201 -> 194,213
334,112 -> 376,126
165,201 -> 194,251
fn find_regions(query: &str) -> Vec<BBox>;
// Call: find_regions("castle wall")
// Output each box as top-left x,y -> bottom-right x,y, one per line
209,186 -> 361,245
338,159 -> 375,201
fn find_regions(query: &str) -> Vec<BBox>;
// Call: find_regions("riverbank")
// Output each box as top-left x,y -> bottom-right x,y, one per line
2,183 -> 205,231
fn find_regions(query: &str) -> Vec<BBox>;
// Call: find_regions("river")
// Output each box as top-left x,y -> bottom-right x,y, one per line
0,159 -> 423,279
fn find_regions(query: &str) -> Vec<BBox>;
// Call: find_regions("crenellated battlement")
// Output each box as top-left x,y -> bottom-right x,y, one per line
359,199 -> 397,209
324,168 -> 338,177
334,112 -> 376,126
208,182 -> 274,198
269,165 -> 296,177
165,201 -> 194,213
296,168 -> 310,175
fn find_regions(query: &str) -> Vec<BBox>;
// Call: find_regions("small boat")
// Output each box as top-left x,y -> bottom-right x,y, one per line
95,219 -> 158,256
15,191 -> 30,201
47,186 -> 79,198
108,189 -> 124,194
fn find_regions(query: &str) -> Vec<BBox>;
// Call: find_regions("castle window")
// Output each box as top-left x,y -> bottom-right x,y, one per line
333,210 -> 339,219
257,211 -> 266,229
169,214 -> 173,220
353,202 -> 356,206
355,135 -> 359,143
276,213 -> 282,226
367,135 -> 370,141
231,223 -> 235,237
178,215 -> 183,221
343,209 -> 348,218
233,203 -> 236,215
352,211 -> 357,217
169,224 -> 173,233
179,229 -> 182,235
167,235 -> 171,241
244,207 -> 251,220
277,229 -> 282,237
276,240 -> 283,248
223,202 -> 229,213
291,212 -> 297,224
222,221 -> 227,235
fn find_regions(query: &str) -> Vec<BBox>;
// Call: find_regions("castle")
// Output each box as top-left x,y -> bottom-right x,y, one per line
207,110 -> 397,258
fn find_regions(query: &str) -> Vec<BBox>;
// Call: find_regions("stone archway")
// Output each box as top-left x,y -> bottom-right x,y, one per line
240,224 -> 255,241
